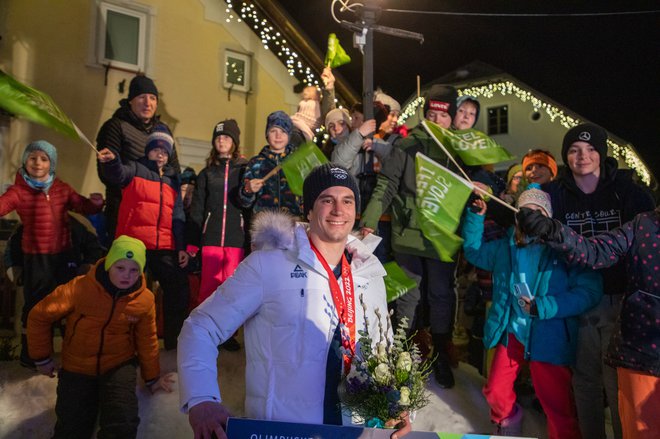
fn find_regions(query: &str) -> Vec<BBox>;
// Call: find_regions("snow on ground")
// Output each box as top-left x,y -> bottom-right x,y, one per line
0,336 -> 554,439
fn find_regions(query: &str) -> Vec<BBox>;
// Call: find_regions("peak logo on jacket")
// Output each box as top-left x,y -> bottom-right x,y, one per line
291,265 -> 307,278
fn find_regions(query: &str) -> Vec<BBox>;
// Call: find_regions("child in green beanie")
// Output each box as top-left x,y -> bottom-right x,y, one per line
27,235 -> 174,438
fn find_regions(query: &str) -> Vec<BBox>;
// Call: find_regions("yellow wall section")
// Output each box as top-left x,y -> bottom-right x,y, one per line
0,0 -> 298,198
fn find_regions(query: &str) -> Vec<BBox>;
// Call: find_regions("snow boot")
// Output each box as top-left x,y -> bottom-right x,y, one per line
432,333 -> 455,388
19,333 -> 35,370
494,403 -> 523,436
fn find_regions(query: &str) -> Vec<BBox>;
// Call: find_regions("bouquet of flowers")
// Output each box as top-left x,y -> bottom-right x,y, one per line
338,296 -> 433,428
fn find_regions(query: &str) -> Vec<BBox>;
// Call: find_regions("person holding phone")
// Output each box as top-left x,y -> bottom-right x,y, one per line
461,183 -> 602,438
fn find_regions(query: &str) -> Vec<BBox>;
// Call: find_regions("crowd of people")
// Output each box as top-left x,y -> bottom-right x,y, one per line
0,69 -> 657,439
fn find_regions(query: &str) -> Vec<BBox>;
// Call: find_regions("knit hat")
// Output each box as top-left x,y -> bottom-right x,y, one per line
522,150 -> 558,178
128,75 -> 159,101
145,126 -> 174,157
22,140 -> 57,175
374,89 -> 401,113
506,164 -> 523,185
561,123 -> 608,166
456,95 -> 481,125
303,163 -> 360,218
180,167 -> 197,185
104,235 -> 147,273
324,108 -> 351,131
293,99 -> 322,131
517,183 -> 552,217
212,119 -> 241,148
423,84 -> 458,120
265,110 -> 293,139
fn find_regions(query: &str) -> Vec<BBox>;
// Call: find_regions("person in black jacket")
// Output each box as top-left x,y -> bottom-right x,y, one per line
185,120 -> 250,351
542,122 -> 655,439
517,206 -> 660,439
96,75 -> 181,240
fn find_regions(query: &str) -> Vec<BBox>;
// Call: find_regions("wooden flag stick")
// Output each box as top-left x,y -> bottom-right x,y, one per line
74,123 -> 99,153
472,184 -> 519,213
417,75 -> 421,98
261,165 -> 282,181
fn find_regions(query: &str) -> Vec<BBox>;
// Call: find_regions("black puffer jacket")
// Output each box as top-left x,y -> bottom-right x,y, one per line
544,157 -> 655,295
186,158 -> 250,250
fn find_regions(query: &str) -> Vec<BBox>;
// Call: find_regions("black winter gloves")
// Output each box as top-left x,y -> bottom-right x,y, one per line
516,207 -> 563,241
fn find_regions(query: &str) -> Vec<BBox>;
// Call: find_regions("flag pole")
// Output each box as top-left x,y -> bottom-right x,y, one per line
261,165 -> 282,181
74,123 -> 99,153
471,184 -> 519,213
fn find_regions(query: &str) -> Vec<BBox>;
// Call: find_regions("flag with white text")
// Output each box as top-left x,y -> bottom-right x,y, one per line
415,153 -> 474,261
423,120 -> 515,166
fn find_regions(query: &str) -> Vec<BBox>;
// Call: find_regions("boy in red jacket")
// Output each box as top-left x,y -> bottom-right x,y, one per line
0,140 -> 103,368
98,128 -> 190,350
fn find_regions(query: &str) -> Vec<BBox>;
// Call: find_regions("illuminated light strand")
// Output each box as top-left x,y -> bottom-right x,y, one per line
399,81 -> 651,185
225,0 -> 321,87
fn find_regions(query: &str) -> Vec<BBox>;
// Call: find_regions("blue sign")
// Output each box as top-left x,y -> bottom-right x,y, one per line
225,418 -> 537,439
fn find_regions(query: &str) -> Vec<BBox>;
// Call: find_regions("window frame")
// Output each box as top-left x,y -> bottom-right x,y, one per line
487,104 -> 509,136
96,2 -> 148,72
223,49 -> 252,93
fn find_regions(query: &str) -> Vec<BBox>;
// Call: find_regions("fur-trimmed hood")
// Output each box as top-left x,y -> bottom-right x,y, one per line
250,210 -> 384,275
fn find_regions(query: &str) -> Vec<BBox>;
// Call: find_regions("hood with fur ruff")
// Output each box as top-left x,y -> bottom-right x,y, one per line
250,210 -> 383,270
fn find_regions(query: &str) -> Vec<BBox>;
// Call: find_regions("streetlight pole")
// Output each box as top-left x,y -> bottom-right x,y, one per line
340,2 -> 423,121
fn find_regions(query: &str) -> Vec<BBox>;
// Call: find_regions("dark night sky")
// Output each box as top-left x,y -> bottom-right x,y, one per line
278,0 -> 660,179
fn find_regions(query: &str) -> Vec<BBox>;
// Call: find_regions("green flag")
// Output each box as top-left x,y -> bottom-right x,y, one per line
0,70 -> 79,140
423,120 -> 515,166
324,33 -> 351,68
416,209 -> 465,262
415,152 -> 474,262
281,142 -> 329,195
383,261 -> 418,303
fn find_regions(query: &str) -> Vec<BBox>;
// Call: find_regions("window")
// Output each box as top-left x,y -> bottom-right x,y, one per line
97,2 -> 148,72
487,105 -> 508,135
223,50 -> 251,93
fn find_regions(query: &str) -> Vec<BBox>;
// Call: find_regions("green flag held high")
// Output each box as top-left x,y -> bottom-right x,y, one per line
415,152 -> 474,262
423,119 -> 515,166
0,70 -> 79,140
281,142 -> 329,195
383,261 -> 418,303
324,33 -> 351,68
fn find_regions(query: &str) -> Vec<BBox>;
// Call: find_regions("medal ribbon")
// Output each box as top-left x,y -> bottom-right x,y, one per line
310,241 -> 356,375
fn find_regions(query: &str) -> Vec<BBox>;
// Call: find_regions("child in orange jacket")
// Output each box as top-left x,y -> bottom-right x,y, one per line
28,235 -> 174,439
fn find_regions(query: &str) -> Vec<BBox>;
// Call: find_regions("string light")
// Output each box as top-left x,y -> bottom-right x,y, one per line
399,81 -> 652,185
224,1 -> 321,87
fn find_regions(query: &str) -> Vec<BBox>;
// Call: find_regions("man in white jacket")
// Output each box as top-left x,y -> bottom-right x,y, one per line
178,164 -> 404,439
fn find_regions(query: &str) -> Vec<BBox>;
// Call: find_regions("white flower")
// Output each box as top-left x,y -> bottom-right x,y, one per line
376,342 -> 388,362
347,365 -> 366,383
373,363 -> 391,384
396,352 -> 412,372
399,386 -> 410,406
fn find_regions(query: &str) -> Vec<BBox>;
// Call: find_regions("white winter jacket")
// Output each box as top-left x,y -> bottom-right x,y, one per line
178,211 -> 389,424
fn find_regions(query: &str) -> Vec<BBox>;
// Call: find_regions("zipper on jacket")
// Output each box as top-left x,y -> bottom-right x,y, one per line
220,160 -> 230,247
68,314 -> 85,344
202,211 -> 211,235
97,294 -> 119,375
155,176 -> 164,249
276,156 -> 281,209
